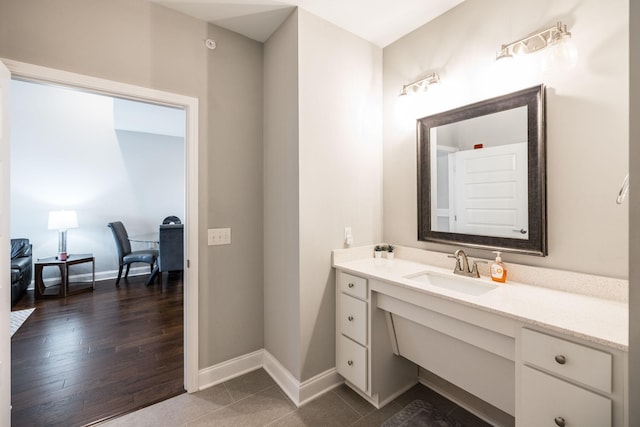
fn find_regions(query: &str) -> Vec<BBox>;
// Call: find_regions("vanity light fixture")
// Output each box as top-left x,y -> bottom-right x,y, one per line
398,72 -> 440,97
496,21 -> 575,62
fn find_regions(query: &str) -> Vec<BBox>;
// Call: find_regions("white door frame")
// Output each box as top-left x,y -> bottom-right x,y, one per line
1,58 -> 200,393
0,60 -> 13,427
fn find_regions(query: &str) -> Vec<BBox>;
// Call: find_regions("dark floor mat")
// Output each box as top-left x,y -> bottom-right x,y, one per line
383,400 -> 463,427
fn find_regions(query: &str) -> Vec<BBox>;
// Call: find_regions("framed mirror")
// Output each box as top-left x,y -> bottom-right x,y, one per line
417,85 -> 547,256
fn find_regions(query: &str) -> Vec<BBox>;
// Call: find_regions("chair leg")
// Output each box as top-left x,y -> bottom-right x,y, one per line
124,264 -> 131,278
115,265 -> 124,286
146,265 -> 160,286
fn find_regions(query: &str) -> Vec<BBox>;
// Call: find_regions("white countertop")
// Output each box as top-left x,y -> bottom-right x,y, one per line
333,256 -> 628,351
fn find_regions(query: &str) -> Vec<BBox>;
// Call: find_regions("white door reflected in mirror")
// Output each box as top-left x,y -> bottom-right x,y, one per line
429,106 -> 529,239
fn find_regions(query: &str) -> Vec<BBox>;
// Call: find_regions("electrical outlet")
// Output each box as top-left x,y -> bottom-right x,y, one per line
208,228 -> 231,246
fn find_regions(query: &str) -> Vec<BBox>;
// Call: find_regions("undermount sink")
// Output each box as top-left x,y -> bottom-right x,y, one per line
405,271 -> 498,296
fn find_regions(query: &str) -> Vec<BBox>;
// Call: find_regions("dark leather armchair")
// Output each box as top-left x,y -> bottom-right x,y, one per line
11,238 -> 32,306
146,224 -> 183,285
107,221 -> 158,285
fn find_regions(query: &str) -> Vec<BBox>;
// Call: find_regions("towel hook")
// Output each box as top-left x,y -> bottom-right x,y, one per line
616,173 -> 629,205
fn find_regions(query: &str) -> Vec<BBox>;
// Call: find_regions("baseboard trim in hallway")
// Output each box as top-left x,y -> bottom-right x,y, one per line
263,350 -> 342,407
198,349 -> 264,390
198,349 -> 343,408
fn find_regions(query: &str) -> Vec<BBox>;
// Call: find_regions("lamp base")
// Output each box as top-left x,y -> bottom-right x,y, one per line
58,252 -> 68,261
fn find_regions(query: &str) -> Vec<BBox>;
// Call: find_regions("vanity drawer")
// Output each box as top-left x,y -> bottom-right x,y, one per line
521,328 -> 612,393
339,293 -> 367,345
337,334 -> 367,392
520,366 -> 611,427
338,272 -> 367,300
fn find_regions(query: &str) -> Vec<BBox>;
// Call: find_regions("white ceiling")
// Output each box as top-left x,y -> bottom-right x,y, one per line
153,0 -> 464,47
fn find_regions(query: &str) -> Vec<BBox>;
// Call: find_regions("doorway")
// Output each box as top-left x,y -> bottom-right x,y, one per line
3,58 -> 199,422
10,79 -> 186,272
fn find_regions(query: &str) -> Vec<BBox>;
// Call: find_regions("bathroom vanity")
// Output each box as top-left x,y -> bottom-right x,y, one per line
333,247 -> 628,427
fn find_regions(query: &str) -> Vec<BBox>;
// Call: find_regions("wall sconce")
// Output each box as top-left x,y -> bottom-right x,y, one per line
48,210 -> 78,260
399,72 -> 440,97
496,21 -> 577,67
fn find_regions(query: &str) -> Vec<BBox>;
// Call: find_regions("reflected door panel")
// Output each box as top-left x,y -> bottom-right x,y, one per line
451,143 -> 528,238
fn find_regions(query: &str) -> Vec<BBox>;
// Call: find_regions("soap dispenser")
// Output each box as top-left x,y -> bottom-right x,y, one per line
490,251 -> 507,283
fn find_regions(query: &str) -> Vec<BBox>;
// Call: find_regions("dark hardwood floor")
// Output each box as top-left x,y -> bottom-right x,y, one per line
11,274 -> 185,427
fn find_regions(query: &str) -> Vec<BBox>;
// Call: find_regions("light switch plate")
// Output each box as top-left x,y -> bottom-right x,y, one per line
208,228 -> 231,246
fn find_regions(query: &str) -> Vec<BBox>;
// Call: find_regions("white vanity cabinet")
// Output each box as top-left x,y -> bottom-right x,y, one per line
517,328 -> 627,427
332,253 -> 628,426
336,272 -> 368,391
336,271 -> 416,408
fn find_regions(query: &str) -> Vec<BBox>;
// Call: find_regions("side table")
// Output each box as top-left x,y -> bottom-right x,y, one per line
34,253 -> 95,299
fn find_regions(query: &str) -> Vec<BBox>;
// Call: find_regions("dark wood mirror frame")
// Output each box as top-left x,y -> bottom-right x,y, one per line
417,85 -> 547,256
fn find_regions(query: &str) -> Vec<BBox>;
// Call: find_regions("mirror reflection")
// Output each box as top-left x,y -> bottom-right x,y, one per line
417,85 -> 546,256
430,106 -> 528,239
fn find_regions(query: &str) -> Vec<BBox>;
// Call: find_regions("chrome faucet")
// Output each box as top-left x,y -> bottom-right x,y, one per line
449,249 -> 485,278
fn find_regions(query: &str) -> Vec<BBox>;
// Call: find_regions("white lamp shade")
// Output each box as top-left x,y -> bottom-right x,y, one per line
48,210 -> 78,230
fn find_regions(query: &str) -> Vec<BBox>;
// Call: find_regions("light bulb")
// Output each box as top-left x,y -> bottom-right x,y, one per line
542,37 -> 578,72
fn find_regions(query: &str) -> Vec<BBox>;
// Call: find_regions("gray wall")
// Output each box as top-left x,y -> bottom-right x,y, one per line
204,24 -> 265,365
629,0 -> 638,424
0,0 -> 265,370
205,25 -> 264,366
263,9 -> 302,378
263,9 -> 383,382
383,0 -> 629,278
297,9 -> 383,380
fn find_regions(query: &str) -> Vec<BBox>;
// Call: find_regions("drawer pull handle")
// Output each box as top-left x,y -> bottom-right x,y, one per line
554,355 -> 567,365
347,315 -> 354,322
347,360 -> 353,366
554,416 -> 566,427
348,283 -> 355,288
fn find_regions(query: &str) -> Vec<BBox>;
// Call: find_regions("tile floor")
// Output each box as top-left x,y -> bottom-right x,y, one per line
98,369 -> 491,426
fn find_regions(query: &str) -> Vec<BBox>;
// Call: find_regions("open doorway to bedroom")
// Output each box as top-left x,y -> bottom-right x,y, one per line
10,79 -> 186,277
8,72 -> 197,425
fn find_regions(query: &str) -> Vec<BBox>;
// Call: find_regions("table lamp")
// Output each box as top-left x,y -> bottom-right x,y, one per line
48,210 -> 78,261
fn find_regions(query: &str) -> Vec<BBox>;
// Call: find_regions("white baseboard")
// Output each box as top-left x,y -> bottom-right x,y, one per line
261,350 -> 343,406
198,349 -> 264,391
418,369 -> 514,427
198,349 -> 343,407
94,267 -> 153,282
31,266 -> 153,288
262,350 -> 303,404
298,365 -> 343,406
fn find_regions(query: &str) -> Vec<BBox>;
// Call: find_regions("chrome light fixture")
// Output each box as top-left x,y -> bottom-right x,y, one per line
496,21 -> 574,61
399,72 -> 440,97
